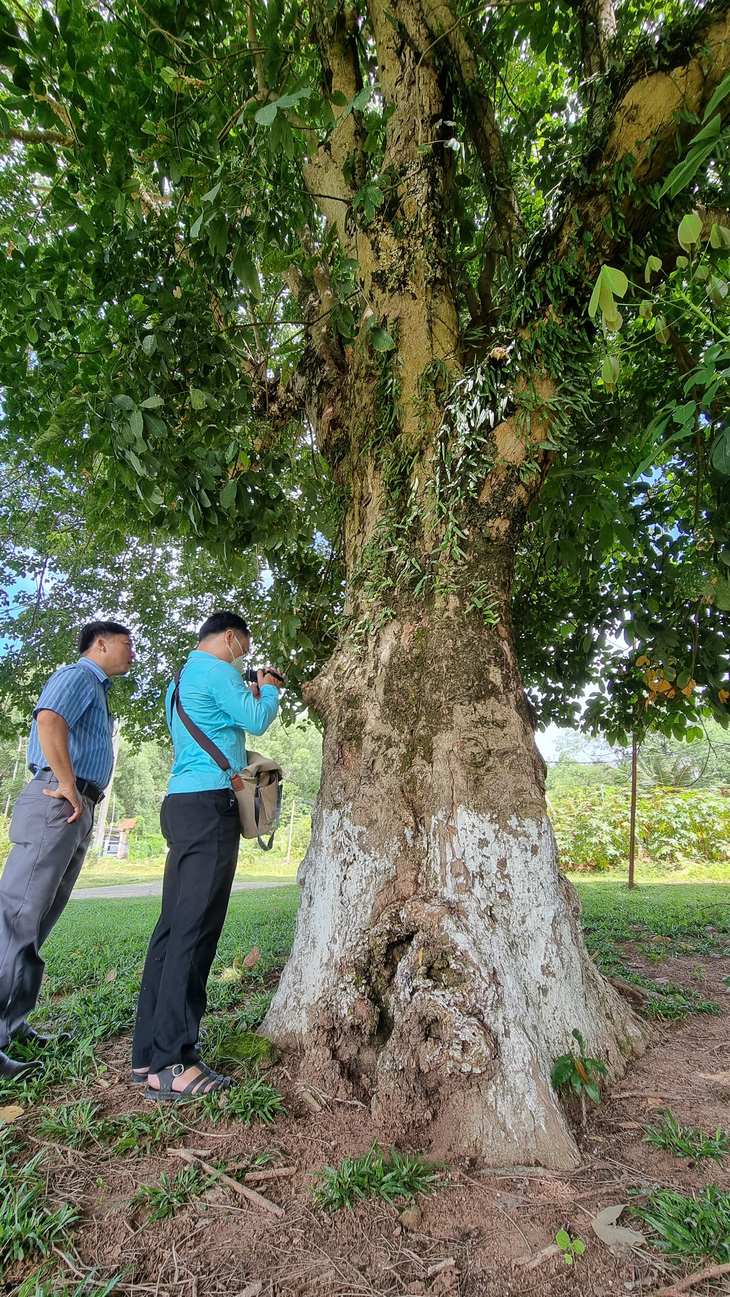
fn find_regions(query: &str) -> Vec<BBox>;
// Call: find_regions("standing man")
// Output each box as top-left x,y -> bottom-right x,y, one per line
132,611 -> 281,1102
0,621 -> 135,1079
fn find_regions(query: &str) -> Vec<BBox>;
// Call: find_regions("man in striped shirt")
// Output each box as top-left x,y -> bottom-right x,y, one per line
0,620 -> 134,1079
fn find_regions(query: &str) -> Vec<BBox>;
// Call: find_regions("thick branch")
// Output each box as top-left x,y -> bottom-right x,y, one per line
550,3 -> 730,267
420,0 -> 524,251
302,2 -> 366,249
1,127 -> 74,147
569,0 -> 617,78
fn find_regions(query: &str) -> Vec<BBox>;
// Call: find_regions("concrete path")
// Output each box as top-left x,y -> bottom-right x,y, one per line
70,878 -> 296,901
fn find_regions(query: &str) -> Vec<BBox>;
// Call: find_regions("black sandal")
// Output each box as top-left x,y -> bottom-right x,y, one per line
131,1068 -> 148,1085
144,1063 -> 234,1103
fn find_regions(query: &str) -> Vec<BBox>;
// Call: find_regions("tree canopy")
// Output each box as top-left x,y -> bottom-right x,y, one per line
0,0 -> 729,744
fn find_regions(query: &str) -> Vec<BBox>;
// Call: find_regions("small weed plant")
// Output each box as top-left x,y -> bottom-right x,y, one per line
551,1029 -> 608,1120
630,1184 -> 730,1264
555,1229 -> 585,1266
314,1143 -> 445,1212
200,1077 -> 285,1126
16,1267 -> 122,1296
0,1140 -> 79,1275
643,1109 -> 730,1164
131,1166 -> 211,1220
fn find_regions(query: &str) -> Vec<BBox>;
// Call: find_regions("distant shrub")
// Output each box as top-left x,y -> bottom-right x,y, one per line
550,788 -> 730,871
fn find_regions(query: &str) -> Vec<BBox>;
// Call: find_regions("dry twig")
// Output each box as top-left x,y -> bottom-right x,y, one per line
655,1261 -> 730,1296
169,1148 -> 284,1217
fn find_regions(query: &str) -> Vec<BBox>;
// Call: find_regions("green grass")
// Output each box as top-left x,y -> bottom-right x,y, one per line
576,879 -> 730,1018
642,1109 -> 730,1164
630,1185 -> 730,1264
313,1143 -> 446,1212
198,1076 -> 285,1126
75,855 -> 298,889
15,1268 -> 122,1296
130,1166 -> 211,1220
0,1130 -> 80,1276
0,888 -> 298,1106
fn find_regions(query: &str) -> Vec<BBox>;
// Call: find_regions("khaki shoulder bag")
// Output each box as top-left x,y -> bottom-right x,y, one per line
171,671 -> 283,851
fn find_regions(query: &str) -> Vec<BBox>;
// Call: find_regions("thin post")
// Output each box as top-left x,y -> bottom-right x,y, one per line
286,799 -> 296,866
3,734 -> 23,820
628,736 -> 637,889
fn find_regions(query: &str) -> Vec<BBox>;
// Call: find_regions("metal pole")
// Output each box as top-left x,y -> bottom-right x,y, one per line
92,724 -> 121,853
286,799 -> 296,866
628,736 -> 637,889
3,734 -> 23,820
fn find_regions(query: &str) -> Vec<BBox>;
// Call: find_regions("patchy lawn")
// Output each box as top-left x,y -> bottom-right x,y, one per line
2,880 -> 730,1295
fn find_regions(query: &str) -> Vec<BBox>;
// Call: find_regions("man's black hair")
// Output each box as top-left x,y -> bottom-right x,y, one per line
197,612 -> 250,641
78,621 -> 132,654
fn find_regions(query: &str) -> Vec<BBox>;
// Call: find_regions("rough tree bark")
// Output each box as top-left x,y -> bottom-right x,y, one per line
263,0 -> 730,1165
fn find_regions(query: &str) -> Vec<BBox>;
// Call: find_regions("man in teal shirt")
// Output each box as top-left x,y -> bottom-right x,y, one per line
132,611 -> 281,1100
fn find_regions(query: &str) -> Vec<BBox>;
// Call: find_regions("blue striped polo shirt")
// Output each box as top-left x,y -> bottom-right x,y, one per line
27,657 -> 115,788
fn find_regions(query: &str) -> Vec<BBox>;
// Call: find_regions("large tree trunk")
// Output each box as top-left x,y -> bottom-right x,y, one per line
264,561 -> 646,1168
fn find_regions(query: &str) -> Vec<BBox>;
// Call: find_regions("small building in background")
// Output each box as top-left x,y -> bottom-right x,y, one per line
101,817 -> 137,860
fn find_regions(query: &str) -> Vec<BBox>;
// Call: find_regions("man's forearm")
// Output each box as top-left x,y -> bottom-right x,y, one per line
35,710 -> 76,785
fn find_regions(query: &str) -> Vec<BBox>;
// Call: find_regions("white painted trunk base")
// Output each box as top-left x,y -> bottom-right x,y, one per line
264,804 -> 646,1168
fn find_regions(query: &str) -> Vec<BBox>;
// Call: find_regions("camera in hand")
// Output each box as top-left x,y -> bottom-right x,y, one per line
243,667 -> 285,685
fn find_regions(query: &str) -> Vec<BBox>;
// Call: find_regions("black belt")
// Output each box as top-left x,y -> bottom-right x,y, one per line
31,768 -> 105,805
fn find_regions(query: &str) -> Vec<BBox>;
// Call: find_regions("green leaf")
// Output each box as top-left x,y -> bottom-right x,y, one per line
369,327 -> 395,351
190,388 -> 207,410
219,478 -> 237,510
645,255 -> 662,282
254,102 -> 278,127
129,411 -> 144,438
572,1240 -> 585,1256
113,395 -> 134,411
603,267 -> 628,297
141,333 -> 157,356
555,1230 -> 571,1250
703,72 -> 730,121
711,429 -> 730,477
190,213 -> 203,239
678,213 -> 702,252
140,395 -> 164,409
710,223 -> 730,250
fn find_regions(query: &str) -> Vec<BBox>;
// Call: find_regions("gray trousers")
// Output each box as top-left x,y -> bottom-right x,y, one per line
0,774 -> 93,1049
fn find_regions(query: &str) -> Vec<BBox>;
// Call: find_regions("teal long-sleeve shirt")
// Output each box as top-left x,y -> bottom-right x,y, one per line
165,650 -> 280,794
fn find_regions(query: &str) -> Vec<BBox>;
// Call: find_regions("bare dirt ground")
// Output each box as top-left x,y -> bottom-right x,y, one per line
7,953 -> 730,1297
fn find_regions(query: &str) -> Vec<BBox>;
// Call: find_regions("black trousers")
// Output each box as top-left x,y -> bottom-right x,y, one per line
132,789 -> 240,1075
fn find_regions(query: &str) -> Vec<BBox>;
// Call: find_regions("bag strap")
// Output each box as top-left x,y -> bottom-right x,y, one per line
253,771 -> 283,852
171,671 -> 234,778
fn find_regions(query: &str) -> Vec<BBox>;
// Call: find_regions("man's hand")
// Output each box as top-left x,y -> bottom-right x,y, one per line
257,668 -> 284,693
43,781 -> 87,823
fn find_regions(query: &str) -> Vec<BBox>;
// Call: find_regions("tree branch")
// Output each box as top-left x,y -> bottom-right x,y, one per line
549,2 -> 730,268
420,0 -> 524,252
0,127 -> 74,147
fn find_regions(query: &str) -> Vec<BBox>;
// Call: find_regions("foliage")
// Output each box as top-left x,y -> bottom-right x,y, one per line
130,1166 -> 210,1220
550,787 -> 730,870
313,1143 -> 445,1212
555,1229 -> 585,1266
199,1077 -> 285,1126
15,1270 -> 122,1297
551,1029 -> 608,1106
630,1184 -> 730,1264
0,0 -> 727,757
642,1109 -> 730,1164
0,1133 -> 79,1275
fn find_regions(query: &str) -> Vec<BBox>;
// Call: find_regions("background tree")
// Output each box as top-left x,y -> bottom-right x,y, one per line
1,0 -> 730,1165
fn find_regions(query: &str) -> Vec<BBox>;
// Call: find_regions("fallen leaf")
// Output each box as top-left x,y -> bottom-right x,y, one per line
591,1203 -> 645,1248
105,968 -> 117,983
698,1072 -> 730,1084
617,1122 -> 642,1130
239,1284 -> 263,1297
0,1104 -> 24,1124
241,947 -> 261,970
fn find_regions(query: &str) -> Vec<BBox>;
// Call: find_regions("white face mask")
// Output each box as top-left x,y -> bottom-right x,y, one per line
228,635 -> 247,675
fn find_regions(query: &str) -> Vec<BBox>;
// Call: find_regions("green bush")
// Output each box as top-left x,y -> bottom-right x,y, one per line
550,787 -> 730,871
